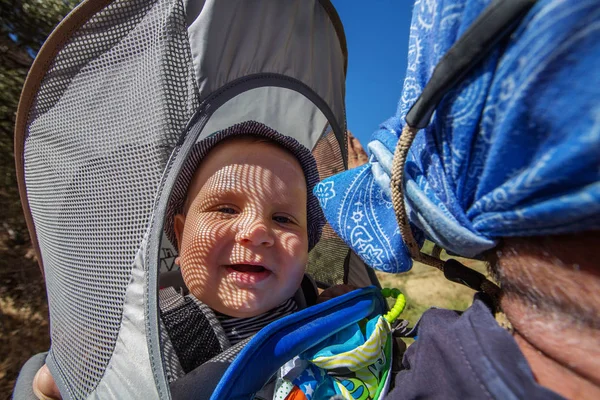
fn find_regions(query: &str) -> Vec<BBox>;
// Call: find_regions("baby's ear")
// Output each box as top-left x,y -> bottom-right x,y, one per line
173,214 -> 186,252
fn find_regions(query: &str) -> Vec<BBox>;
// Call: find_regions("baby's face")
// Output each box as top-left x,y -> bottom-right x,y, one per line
174,138 -> 309,317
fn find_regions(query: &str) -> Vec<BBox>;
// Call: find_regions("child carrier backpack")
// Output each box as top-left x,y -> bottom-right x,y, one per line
12,0 -> 384,398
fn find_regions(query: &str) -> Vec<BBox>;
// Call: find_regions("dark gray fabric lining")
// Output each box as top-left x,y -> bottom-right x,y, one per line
169,338 -> 252,400
159,288 -> 229,375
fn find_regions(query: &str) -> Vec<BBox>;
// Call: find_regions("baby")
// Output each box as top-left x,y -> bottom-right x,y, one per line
174,138 -> 313,316
159,122 -> 325,379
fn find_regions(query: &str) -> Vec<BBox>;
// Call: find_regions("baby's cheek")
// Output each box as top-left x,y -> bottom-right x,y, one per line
181,222 -> 214,263
279,232 -> 308,292
178,240 -> 212,300
279,232 -> 309,260
179,257 -> 202,291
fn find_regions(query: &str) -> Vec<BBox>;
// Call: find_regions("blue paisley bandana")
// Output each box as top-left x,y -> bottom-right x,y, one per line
314,0 -> 600,273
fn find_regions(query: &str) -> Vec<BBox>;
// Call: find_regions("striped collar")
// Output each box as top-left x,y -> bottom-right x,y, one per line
215,298 -> 298,345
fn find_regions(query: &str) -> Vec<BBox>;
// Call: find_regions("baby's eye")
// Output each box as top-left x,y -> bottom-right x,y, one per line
217,207 -> 237,215
273,215 -> 293,224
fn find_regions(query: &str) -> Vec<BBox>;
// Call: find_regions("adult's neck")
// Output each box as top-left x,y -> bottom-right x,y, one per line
504,296 -> 600,399
494,234 -> 600,399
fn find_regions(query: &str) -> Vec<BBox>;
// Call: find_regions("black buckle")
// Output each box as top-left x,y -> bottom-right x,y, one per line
443,259 -> 486,291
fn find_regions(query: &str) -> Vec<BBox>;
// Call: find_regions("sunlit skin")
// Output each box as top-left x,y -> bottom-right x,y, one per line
491,233 -> 600,400
173,137 -> 309,317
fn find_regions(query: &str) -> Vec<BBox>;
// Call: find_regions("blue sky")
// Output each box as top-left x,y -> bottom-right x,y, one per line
331,0 -> 414,147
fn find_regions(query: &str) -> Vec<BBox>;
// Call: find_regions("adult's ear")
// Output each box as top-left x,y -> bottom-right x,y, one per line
174,214 -> 186,252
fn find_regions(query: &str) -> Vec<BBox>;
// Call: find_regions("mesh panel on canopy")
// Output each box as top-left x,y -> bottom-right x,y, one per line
23,0 -> 198,396
308,127 -> 349,286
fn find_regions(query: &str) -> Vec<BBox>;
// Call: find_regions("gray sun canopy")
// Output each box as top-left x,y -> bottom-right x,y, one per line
14,0 -> 375,398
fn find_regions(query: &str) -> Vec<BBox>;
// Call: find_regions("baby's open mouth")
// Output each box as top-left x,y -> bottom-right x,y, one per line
228,264 -> 267,273
225,264 -> 272,286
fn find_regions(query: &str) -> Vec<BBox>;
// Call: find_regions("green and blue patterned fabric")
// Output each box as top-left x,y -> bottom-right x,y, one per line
292,315 -> 392,400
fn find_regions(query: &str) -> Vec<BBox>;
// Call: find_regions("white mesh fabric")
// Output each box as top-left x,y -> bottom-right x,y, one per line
23,0 -> 198,397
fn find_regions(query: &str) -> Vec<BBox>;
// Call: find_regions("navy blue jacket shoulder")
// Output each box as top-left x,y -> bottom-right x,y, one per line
387,294 -> 564,400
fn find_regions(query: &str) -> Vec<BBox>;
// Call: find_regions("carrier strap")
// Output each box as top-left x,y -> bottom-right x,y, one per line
169,338 -> 252,400
159,288 -> 230,375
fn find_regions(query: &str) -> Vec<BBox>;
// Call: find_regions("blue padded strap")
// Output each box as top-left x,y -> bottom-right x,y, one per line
211,286 -> 386,400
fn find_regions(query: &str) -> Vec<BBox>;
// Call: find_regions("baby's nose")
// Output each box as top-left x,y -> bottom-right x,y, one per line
236,219 -> 275,247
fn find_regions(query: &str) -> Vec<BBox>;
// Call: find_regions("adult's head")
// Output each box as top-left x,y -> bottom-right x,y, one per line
315,0 -> 600,397
485,232 -> 600,398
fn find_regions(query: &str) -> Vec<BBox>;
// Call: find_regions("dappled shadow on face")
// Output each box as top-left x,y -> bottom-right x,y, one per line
173,139 -> 309,317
